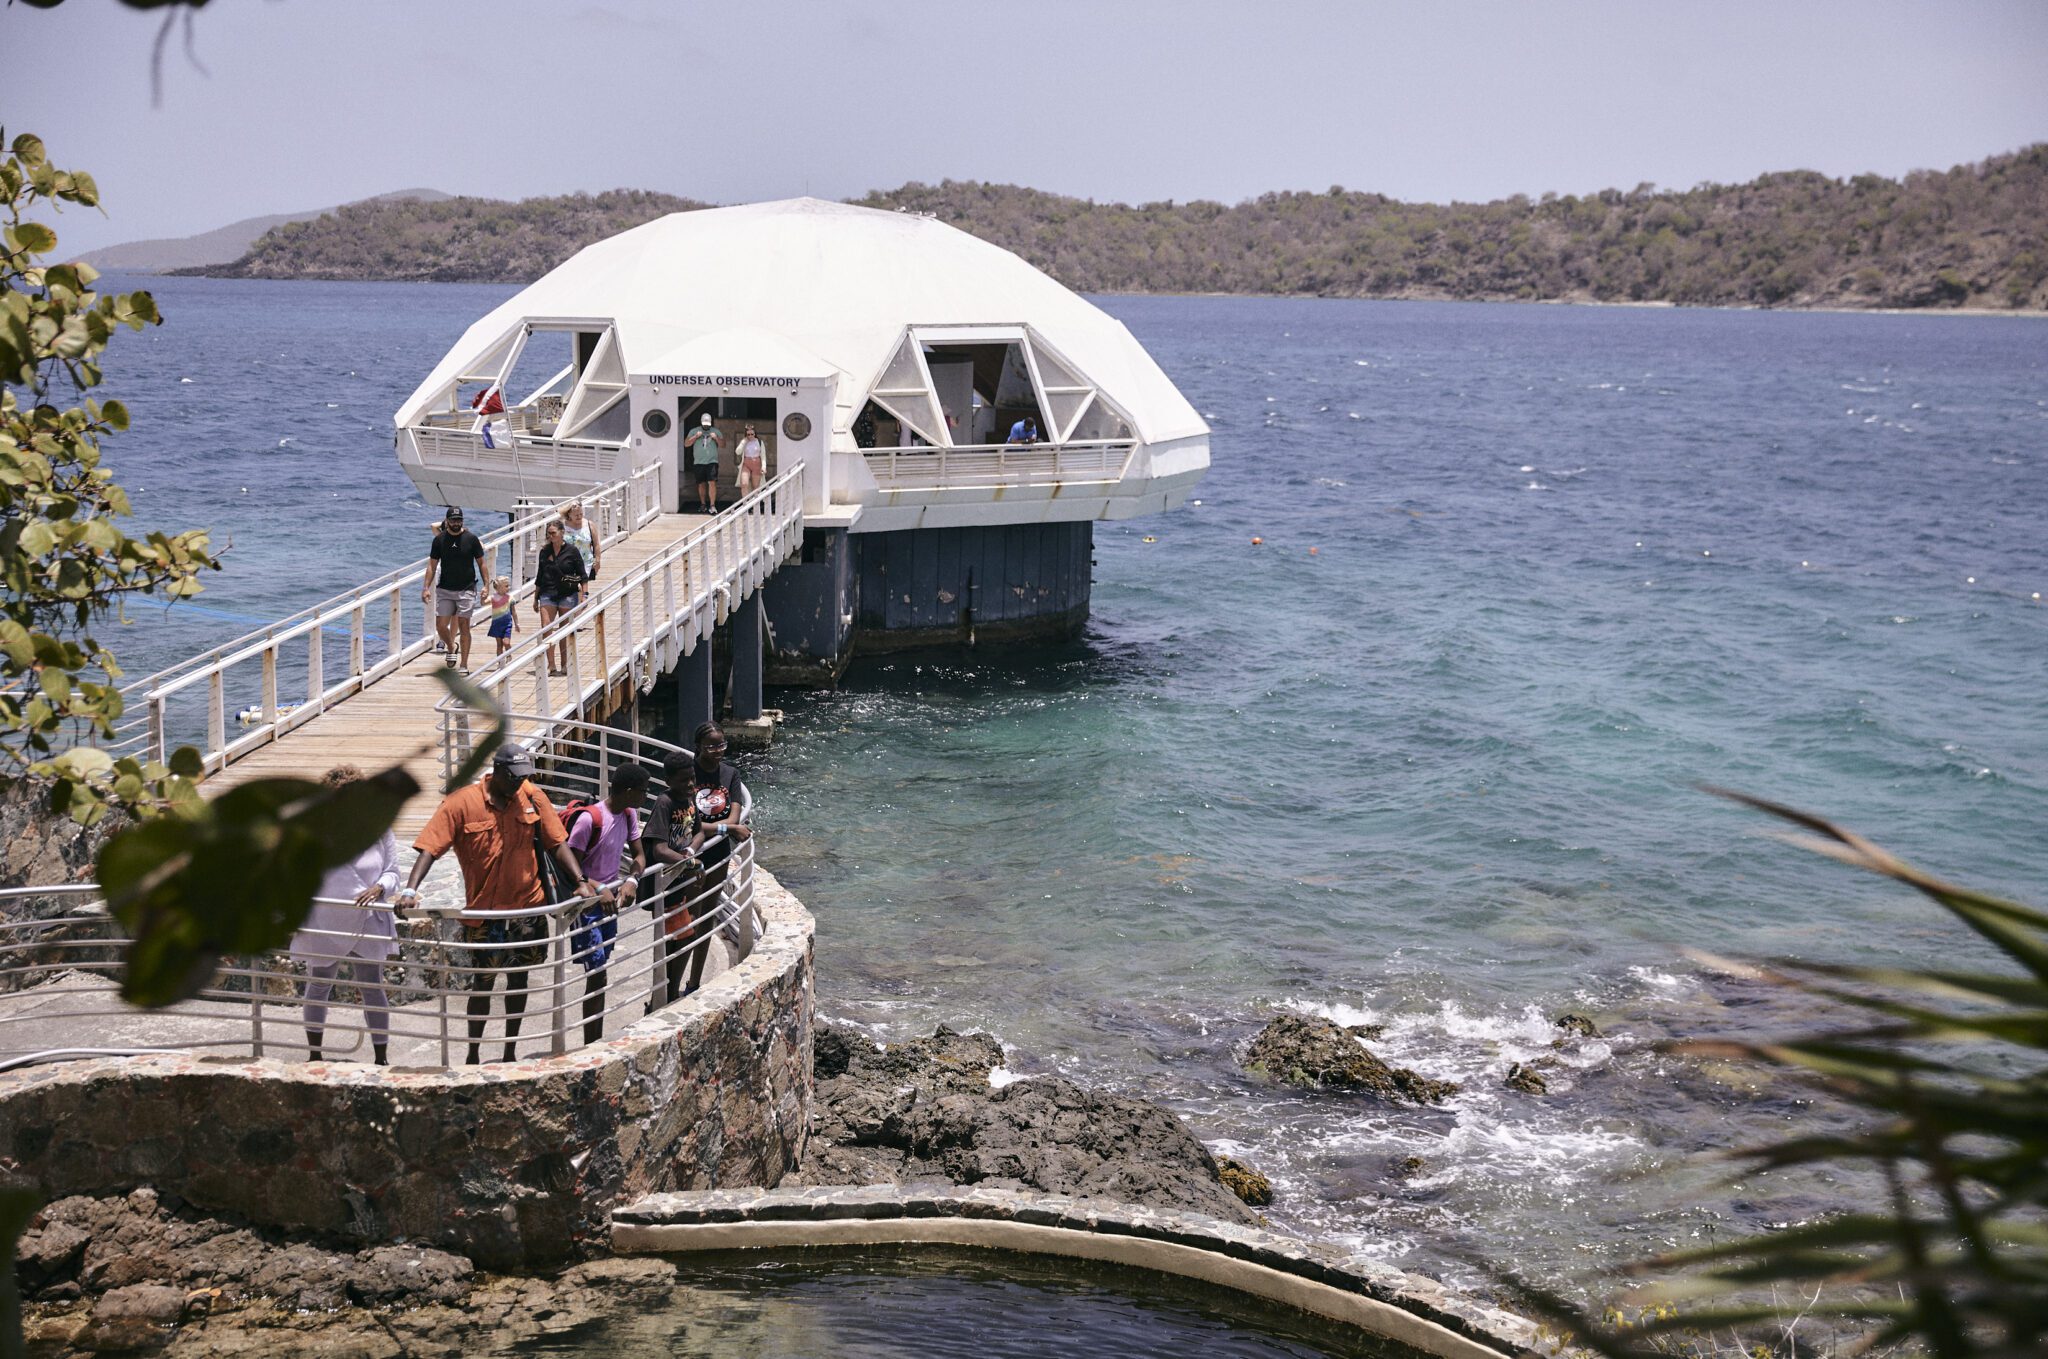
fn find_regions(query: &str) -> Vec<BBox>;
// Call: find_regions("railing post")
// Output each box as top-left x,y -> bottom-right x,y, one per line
350,603 -> 366,677
389,591 -> 404,669
261,646 -> 278,727
598,726 -> 611,799
207,670 -> 225,762
549,911 -> 569,1056
149,695 -> 167,766
249,978 -> 265,1058
306,628 -> 323,711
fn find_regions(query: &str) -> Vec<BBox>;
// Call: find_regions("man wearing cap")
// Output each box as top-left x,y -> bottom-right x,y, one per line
421,507 -> 487,673
684,413 -> 725,514
396,746 -> 597,1064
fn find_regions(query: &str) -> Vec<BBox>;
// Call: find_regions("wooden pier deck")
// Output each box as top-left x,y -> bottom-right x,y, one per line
202,510 -> 712,841
146,466 -> 806,846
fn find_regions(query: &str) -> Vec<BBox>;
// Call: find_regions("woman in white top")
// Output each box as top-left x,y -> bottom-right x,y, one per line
560,500 -> 600,583
736,424 -> 766,497
291,766 -> 401,1064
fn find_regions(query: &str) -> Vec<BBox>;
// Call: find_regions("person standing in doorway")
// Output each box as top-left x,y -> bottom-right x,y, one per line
736,423 -> 766,498
395,746 -> 596,1065
422,507 -> 487,672
685,413 -> 725,514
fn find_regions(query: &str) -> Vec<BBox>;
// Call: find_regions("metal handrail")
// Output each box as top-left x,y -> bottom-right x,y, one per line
0,718 -> 757,1068
101,465 -> 662,773
436,463 -> 805,782
860,439 -> 1137,492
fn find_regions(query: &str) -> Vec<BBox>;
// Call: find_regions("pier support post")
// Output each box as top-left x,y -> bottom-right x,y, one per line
677,640 -> 713,742
725,591 -> 777,750
731,592 -> 763,722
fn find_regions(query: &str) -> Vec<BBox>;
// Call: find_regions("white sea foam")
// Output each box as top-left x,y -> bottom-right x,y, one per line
988,1066 -> 1024,1089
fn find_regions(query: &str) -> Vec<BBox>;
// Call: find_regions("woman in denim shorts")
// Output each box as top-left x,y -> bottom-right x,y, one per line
534,519 -> 588,676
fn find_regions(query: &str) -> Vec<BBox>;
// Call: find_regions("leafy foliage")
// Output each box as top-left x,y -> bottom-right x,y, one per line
0,130 -> 216,826
193,148 -> 2048,310
1516,793 -> 2048,1359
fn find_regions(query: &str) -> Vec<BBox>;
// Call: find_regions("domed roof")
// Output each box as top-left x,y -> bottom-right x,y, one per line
396,198 -> 1207,446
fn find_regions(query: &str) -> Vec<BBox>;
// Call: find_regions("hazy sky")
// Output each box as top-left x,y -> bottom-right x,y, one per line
8,0 -> 2047,255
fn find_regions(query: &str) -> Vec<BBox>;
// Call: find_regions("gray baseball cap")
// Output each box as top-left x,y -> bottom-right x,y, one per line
491,745 -> 535,778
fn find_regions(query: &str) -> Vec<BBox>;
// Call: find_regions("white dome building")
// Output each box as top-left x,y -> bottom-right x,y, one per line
394,198 -> 1210,676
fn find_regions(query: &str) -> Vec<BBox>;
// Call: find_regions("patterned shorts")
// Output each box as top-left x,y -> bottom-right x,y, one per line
451,913 -> 548,980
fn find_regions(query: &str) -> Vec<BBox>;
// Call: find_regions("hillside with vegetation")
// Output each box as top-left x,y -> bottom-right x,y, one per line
198,147 -> 2048,310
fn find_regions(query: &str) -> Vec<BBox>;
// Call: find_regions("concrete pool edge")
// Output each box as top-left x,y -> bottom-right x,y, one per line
612,1185 -> 1543,1359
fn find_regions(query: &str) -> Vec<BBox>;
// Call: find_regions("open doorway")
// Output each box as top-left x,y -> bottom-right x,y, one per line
677,395 -> 778,510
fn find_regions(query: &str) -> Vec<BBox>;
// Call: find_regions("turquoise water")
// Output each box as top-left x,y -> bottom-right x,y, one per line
99,278 -> 2048,1293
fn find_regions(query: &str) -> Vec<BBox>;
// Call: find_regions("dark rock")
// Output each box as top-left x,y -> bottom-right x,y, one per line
1503,1062 -> 1549,1095
1395,1155 -> 1426,1177
350,1245 -> 474,1306
77,1282 -> 186,1351
800,1023 -> 1257,1224
1242,1014 -> 1457,1104
811,1024 -> 859,1079
1216,1157 -> 1274,1206
1553,1013 -> 1600,1039
1345,1023 -> 1387,1041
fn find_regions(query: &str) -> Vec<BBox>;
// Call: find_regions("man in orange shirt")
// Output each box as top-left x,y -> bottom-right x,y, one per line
397,746 -> 596,1064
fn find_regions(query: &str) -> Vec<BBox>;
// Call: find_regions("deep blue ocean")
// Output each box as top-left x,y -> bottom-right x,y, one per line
99,276 -> 2048,1293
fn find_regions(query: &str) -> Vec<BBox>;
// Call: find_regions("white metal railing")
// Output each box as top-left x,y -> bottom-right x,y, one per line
860,439 -> 1136,492
0,720 -> 757,1069
407,424 -> 627,485
104,465 -> 662,775
437,463 -> 805,781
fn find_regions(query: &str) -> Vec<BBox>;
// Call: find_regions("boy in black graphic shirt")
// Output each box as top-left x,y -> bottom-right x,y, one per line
641,722 -> 750,1007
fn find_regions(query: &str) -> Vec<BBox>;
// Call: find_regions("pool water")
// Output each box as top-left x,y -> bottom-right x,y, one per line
537,1248 -> 1416,1358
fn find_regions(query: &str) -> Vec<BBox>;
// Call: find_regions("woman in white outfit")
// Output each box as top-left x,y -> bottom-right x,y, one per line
292,766 -> 401,1064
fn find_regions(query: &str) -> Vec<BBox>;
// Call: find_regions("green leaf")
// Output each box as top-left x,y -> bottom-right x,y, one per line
167,746 -> 203,779
49,746 -> 110,781
11,221 -> 56,254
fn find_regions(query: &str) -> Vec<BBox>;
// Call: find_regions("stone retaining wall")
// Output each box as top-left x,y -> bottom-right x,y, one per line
0,871 -> 815,1270
612,1184 -> 1543,1359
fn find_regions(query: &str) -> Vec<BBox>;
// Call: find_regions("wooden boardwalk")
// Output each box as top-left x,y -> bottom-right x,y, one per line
204,511 -> 712,842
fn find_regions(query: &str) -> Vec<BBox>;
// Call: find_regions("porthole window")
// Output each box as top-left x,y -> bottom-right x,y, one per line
642,408 -> 672,438
782,411 -> 812,441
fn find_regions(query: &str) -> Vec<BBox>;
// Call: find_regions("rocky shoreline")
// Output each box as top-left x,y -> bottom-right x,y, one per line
14,1013 -> 1583,1354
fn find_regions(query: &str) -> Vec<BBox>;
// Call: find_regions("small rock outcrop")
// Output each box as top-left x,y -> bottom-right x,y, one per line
1503,1061 -> 1551,1095
1241,1014 -> 1458,1104
799,1023 -> 1259,1225
1216,1157 -> 1274,1207
16,1191 -> 691,1356
1553,1013 -> 1600,1039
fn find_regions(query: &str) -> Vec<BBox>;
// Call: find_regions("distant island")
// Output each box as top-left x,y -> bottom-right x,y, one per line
84,189 -> 451,273
185,146 -> 2047,312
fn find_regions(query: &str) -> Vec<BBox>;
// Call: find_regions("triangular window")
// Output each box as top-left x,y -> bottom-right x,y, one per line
867,332 -> 948,445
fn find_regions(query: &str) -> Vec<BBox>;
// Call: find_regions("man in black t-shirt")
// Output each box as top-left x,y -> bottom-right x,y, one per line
420,507 -> 487,672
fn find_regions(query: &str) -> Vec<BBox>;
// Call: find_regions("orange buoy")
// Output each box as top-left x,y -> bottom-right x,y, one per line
1308,546 -> 1319,555
1250,536 -> 1263,546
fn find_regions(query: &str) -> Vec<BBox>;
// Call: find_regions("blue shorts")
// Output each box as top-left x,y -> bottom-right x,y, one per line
487,613 -> 513,639
537,590 -> 581,611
